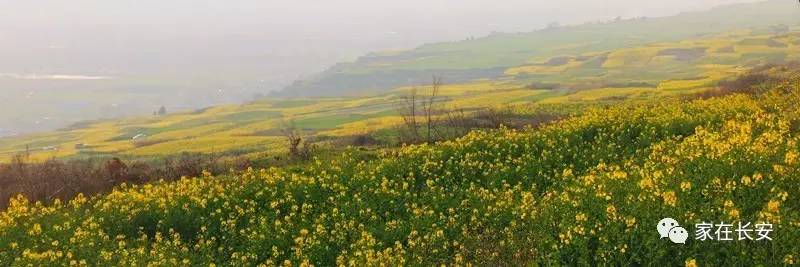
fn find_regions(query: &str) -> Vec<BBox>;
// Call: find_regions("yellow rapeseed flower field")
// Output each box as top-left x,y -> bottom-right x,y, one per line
1,69 -> 799,266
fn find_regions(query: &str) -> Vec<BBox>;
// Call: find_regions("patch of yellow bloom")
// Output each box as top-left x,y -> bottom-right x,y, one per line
662,191 -> 677,207
685,258 -> 698,267
1,73 -> 800,265
680,181 -> 692,192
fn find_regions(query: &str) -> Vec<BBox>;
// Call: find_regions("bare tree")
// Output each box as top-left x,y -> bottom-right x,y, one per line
281,120 -> 302,156
424,75 -> 442,143
397,86 -> 420,144
281,119 -> 313,160
397,75 -> 444,144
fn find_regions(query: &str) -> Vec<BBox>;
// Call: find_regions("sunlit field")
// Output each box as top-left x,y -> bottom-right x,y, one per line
2,67 -> 798,265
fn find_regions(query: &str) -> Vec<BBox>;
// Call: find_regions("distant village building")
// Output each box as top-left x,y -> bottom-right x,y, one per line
132,133 -> 147,141
74,143 -> 89,149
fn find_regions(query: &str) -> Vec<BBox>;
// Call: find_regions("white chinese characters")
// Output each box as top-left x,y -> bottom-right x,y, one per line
695,221 -> 772,241
659,218 -> 773,244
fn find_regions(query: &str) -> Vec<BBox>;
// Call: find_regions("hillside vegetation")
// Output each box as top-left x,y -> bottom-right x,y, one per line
281,0 -> 799,96
1,65 -> 799,265
2,2 -> 800,265
3,29 -> 800,163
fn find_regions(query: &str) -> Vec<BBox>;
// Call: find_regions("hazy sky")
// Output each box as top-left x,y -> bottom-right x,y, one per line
1,1 -> 763,38
0,0 -> 762,83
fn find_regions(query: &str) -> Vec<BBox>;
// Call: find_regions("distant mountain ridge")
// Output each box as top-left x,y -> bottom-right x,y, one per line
276,0 -> 799,97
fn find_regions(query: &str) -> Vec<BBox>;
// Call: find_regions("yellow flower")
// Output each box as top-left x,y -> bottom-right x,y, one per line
724,200 -> 734,208
606,205 -> 617,217
773,164 -> 786,174
662,191 -> 677,207
727,208 -> 740,218
638,178 -> 654,189
575,212 -> 588,222
785,254 -> 795,265
767,200 -> 781,213
741,176 -> 752,186
753,173 -> 764,182
785,151 -> 798,165
28,223 -> 43,236
680,181 -> 692,192
625,216 -> 637,228
685,258 -> 698,267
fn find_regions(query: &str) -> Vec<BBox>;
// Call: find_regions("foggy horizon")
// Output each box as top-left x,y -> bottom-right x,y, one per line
0,0 -> 762,84
0,0 -> 768,135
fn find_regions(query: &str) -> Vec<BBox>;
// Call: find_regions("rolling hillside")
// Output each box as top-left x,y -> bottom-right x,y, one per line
2,64 -> 799,265
2,28 -> 799,162
279,0 -> 800,97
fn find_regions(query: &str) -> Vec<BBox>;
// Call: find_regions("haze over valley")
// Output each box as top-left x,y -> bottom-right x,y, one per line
0,0 -> 760,135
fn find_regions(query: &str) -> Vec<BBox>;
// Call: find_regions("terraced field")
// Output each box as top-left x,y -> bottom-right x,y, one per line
281,0 -> 799,97
2,29 -> 799,162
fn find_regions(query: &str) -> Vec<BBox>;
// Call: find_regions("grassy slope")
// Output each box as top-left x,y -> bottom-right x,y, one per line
280,0 -> 800,96
2,29 -> 799,162
1,72 -> 798,265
